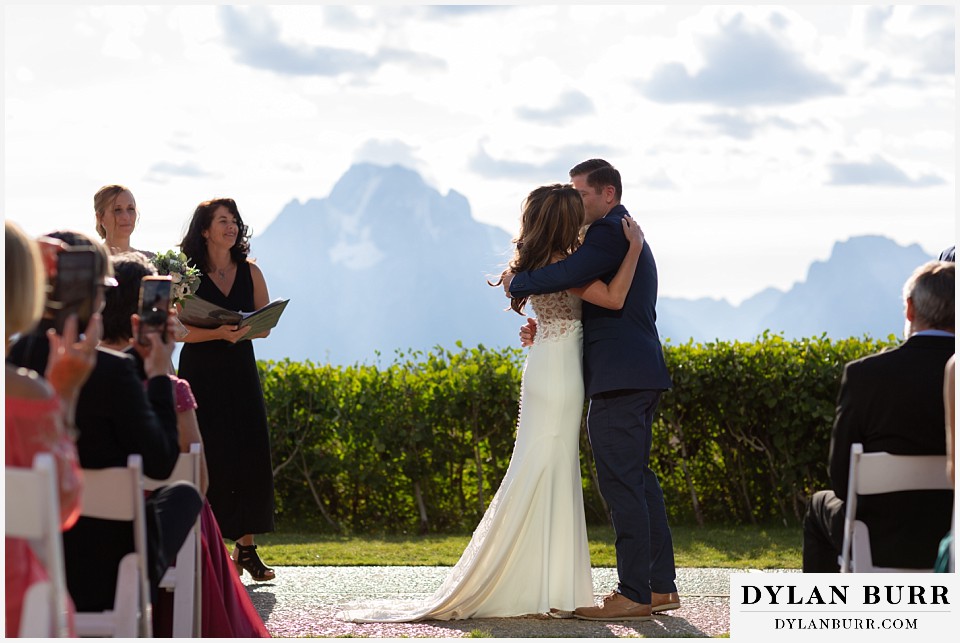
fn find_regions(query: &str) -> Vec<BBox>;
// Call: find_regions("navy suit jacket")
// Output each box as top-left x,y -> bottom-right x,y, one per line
509,204 -> 672,398
827,333 -> 954,568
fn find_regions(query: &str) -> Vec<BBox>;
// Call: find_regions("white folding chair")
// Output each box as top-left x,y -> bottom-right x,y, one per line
74,454 -> 152,637
144,443 -> 203,637
840,443 -> 952,572
5,453 -> 70,637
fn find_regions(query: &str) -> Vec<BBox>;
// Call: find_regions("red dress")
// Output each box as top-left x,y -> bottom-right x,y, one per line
152,375 -> 270,638
5,395 -> 82,637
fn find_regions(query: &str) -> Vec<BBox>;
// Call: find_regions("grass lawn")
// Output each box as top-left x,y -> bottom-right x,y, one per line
251,524 -> 801,569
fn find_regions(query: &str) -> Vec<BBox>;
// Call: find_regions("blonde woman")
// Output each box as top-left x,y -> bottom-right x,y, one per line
5,221 -> 98,636
94,184 -> 155,257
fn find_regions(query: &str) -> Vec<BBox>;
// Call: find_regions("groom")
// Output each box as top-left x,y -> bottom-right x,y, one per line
503,159 -> 678,621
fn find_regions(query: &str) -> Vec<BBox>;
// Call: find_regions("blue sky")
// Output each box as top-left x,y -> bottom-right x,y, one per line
4,4 -> 955,303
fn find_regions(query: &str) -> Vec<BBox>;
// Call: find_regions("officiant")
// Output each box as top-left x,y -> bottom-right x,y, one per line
177,197 -> 278,582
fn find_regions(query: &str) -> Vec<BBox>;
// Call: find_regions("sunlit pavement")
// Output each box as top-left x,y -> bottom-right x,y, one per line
242,566 -> 798,638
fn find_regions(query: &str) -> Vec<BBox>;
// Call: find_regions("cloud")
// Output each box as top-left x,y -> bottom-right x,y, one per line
827,156 -> 945,188
321,5 -> 367,30
422,6 -> 510,18
218,6 -> 443,77
639,13 -> 842,106
701,113 -> 802,140
861,6 -> 954,76
469,144 -> 614,181
144,161 -> 216,183
638,169 -> 678,190
515,90 -> 595,125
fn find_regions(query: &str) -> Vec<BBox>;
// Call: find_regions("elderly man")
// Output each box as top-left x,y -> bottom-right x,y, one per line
802,260 -> 955,572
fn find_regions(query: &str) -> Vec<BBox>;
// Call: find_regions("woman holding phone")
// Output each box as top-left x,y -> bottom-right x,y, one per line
5,221 -> 98,636
176,198 -> 277,582
93,185 -> 155,258
101,252 -> 269,637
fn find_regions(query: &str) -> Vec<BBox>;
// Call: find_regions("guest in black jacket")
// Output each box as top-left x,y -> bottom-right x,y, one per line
7,230 -> 202,612
803,260 -> 955,571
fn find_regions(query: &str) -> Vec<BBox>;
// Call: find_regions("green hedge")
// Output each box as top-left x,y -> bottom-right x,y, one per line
259,333 -> 896,533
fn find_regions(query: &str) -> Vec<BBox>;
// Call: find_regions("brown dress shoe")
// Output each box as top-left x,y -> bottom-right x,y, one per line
652,591 -> 681,613
574,591 -> 652,621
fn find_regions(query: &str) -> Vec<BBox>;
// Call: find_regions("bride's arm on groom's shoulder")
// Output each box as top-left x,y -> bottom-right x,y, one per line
568,216 -> 644,310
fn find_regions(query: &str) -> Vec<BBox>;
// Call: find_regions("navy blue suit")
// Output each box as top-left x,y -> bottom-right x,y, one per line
509,204 -> 676,605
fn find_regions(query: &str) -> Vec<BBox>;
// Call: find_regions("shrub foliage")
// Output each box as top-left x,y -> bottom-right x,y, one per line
259,334 -> 896,533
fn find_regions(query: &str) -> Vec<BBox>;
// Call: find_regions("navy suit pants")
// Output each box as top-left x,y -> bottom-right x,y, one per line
587,389 -> 677,604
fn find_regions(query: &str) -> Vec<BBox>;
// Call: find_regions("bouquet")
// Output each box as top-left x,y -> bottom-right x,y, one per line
150,250 -> 201,306
150,249 -> 201,341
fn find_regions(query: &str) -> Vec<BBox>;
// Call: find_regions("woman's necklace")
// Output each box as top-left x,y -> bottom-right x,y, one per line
212,262 -> 233,281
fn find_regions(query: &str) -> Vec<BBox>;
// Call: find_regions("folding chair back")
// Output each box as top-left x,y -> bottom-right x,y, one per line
144,443 -> 203,637
840,443 -> 951,572
73,454 -> 152,637
5,453 -> 70,637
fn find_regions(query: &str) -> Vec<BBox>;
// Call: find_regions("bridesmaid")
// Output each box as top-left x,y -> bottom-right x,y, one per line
93,184 -> 155,258
177,198 -> 278,582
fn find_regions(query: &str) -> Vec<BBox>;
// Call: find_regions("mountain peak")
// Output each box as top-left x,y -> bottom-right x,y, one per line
328,163 -> 428,209
250,163 -> 514,364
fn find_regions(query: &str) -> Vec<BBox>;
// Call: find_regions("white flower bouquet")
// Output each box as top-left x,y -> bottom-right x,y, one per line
150,249 -> 202,306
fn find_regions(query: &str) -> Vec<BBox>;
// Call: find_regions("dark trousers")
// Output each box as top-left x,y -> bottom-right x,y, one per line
802,490 -> 845,572
147,482 -> 205,595
587,389 -> 676,605
64,481 -> 203,612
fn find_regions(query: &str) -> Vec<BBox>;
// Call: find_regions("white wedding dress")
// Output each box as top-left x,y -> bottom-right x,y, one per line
337,290 -> 594,621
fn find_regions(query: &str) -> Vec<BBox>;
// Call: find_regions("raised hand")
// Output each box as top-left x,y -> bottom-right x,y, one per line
45,312 -> 100,410
132,311 -> 179,378
622,215 -> 644,250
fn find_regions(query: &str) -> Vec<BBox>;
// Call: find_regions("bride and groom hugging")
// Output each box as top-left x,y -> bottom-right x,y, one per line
337,158 -> 679,623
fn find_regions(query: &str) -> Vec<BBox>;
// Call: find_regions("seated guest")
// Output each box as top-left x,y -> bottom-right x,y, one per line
934,354 -> 955,573
100,252 -> 269,637
100,252 -> 210,494
6,230 -> 203,614
803,260 -> 955,572
4,222 -> 98,636
939,245 -> 955,262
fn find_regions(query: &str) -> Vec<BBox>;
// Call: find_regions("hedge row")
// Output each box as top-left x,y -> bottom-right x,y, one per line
258,333 -> 896,533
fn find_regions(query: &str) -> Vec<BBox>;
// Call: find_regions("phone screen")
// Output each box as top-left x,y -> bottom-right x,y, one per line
137,276 -> 172,345
52,249 -> 97,334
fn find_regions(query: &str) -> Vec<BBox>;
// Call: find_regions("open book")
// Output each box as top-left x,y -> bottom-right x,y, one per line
178,296 -> 290,340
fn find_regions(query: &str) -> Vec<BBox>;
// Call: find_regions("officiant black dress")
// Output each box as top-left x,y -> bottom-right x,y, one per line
178,261 -> 275,540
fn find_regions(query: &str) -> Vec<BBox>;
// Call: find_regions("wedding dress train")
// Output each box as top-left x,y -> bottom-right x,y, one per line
337,291 -> 594,621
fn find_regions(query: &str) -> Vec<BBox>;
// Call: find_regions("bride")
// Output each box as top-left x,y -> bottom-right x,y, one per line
337,184 -> 644,622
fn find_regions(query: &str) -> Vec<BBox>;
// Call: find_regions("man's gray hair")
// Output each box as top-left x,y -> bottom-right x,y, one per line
903,260 -> 954,331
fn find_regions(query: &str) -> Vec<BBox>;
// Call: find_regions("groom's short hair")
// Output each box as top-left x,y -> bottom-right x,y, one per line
569,158 -> 622,202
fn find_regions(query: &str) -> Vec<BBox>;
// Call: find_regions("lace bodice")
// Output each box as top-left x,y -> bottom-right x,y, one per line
531,291 -> 582,343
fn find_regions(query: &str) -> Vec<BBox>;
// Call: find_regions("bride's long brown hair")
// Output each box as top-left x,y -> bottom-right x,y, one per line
492,183 -> 584,315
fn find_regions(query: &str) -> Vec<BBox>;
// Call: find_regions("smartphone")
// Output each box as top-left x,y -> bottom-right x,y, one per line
137,275 -> 173,346
51,248 -> 98,335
